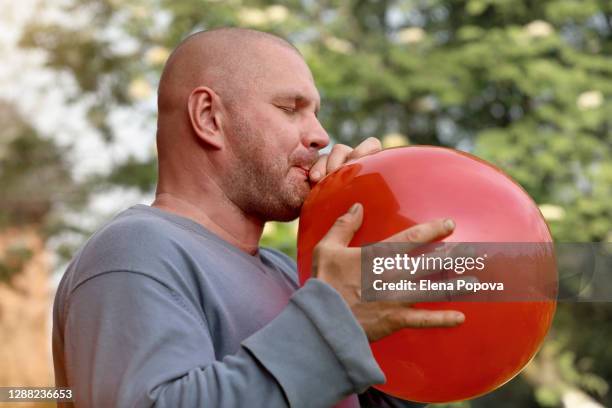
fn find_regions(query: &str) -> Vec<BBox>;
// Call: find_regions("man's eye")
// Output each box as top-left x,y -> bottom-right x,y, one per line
278,106 -> 297,114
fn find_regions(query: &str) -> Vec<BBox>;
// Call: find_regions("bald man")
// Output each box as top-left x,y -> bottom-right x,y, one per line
52,28 -> 464,407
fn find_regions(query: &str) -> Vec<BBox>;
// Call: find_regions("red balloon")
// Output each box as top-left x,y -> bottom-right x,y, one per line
297,146 -> 556,403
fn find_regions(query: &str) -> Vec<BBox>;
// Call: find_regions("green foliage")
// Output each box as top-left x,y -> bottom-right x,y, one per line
260,221 -> 298,259
0,244 -> 33,285
535,386 -> 561,407
107,155 -> 157,192
0,101 -> 83,230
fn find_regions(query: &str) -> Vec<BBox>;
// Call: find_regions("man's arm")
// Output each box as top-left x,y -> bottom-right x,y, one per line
58,270 -> 383,407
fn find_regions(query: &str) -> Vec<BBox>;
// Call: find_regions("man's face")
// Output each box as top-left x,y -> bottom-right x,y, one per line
220,43 -> 330,222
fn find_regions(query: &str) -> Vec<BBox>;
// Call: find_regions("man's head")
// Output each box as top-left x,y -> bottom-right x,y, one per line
156,28 -> 329,222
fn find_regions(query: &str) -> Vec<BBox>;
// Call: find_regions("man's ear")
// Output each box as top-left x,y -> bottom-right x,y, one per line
187,86 -> 224,149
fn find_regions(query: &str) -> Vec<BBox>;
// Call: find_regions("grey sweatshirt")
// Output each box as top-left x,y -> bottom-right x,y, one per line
52,205 -> 425,407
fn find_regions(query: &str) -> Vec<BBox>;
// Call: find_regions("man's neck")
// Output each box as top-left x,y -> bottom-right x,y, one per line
151,190 -> 264,255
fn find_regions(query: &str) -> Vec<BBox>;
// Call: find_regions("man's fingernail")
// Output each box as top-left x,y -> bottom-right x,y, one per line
455,313 -> 465,323
349,203 -> 362,214
444,219 -> 455,231
310,171 -> 320,180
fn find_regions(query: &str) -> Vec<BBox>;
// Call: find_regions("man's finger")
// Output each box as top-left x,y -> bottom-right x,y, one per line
347,137 -> 382,161
308,154 -> 329,182
383,218 -> 455,244
396,309 -> 465,328
326,144 -> 353,174
310,139 -> 382,183
318,203 -> 364,247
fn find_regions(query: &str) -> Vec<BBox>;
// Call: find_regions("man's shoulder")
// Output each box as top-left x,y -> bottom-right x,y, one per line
85,205 -> 183,256
62,205 -> 189,288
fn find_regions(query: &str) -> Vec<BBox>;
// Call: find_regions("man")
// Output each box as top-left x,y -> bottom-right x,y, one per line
53,28 -> 464,407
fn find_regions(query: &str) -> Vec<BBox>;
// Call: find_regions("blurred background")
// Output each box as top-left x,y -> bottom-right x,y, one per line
1,0 -> 611,407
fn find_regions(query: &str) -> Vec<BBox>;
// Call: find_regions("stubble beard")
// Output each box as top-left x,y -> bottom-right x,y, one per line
223,118 -> 310,222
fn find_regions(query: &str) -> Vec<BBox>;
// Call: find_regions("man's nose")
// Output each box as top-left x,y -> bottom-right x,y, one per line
302,116 -> 330,150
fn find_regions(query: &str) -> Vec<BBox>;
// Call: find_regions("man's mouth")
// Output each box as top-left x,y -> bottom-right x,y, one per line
293,166 -> 310,178
291,154 -> 318,180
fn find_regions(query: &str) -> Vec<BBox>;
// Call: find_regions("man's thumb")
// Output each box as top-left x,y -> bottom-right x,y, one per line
321,203 -> 363,246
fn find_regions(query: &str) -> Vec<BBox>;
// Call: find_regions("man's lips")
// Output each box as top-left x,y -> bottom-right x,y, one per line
293,165 -> 311,179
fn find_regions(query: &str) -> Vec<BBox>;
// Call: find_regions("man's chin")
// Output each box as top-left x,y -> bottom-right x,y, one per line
262,184 -> 309,222
265,206 -> 300,222
268,197 -> 305,222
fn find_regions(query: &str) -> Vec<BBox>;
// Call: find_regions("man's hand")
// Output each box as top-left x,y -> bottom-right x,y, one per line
311,203 -> 466,342
308,137 -> 382,183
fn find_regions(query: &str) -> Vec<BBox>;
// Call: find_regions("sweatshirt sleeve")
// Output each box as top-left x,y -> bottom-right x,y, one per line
58,271 -> 384,407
